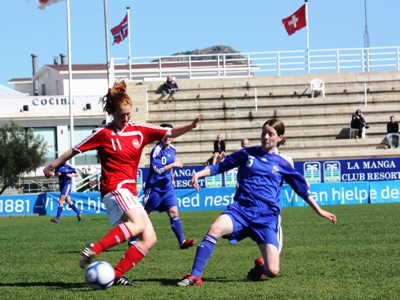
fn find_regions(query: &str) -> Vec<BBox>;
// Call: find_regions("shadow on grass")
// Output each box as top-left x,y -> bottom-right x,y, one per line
0,281 -> 87,289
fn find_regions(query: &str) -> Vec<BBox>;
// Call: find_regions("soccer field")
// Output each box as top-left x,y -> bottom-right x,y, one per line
1,203 -> 400,299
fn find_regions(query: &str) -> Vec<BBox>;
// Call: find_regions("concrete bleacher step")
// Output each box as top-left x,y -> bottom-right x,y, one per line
163,136 -> 387,157
136,70 -> 400,92
132,70 -> 400,166
143,146 -> 399,167
147,87 -> 400,105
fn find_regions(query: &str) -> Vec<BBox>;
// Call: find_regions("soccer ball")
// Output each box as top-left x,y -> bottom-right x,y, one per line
85,261 -> 115,290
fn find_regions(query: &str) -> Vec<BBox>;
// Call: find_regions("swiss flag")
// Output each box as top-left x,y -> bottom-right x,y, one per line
282,4 -> 307,36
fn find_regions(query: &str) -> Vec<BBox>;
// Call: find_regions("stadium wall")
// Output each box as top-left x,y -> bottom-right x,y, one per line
1,155 -> 399,216
0,181 -> 398,217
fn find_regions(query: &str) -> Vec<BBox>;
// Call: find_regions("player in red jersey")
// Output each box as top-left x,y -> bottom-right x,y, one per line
43,80 -> 203,286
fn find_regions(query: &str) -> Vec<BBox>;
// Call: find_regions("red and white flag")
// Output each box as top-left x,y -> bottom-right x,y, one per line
282,4 -> 307,36
37,0 -> 63,10
110,14 -> 129,45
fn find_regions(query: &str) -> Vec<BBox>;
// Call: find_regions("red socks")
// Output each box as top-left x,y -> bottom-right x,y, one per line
92,223 -> 132,255
114,243 -> 146,278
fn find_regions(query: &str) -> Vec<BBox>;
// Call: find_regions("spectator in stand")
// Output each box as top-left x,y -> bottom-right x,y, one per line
162,76 -> 178,96
351,109 -> 369,139
386,116 -> 400,149
241,138 -> 250,148
213,134 -> 227,165
50,162 -> 82,223
43,80 -> 203,286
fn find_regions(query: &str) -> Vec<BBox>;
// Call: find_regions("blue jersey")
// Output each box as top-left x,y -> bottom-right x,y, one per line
145,142 -> 176,192
54,164 -> 77,187
209,146 -> 311,215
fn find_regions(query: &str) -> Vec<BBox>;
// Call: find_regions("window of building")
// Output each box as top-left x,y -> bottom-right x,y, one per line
30,127 -> 57,166
68,126 -> 100,165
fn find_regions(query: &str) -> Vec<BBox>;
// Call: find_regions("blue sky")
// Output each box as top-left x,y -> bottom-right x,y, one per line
1,0 -> 399,87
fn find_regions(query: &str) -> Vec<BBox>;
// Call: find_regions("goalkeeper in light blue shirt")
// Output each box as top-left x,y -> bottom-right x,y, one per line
177,119 -> 337,287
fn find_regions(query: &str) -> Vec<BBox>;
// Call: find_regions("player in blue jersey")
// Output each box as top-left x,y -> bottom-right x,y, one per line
141,124 -> 197,249
50,162 -> 82,223
177,119 -> 337,286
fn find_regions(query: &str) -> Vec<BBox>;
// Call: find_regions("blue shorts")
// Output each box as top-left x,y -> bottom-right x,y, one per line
143,187 -> 177,213
222,201 -> 282,251
60,183 -> 72,198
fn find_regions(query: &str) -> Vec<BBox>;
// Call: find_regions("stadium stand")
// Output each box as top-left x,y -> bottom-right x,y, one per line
126,70 -> 400,167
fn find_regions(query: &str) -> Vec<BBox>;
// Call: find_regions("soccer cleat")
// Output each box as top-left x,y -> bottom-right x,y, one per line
114,275 -> 136,286
179,239 -> 197,249
177,274 -> 202,287
79,243 -> 96,269
77,212 -> 82,222
247,257 -> 265,281
50,218 -> 59,223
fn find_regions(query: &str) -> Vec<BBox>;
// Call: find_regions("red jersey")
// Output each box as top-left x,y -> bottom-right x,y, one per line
74,121 -> 168,197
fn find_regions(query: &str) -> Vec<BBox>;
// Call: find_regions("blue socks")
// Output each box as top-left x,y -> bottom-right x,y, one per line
170,216 -> 185,245
56,202 -> 80,220
259,264 -> 266,277
69,202 -> 80,215
191,234 -> 217,278
56,205 -> 63,219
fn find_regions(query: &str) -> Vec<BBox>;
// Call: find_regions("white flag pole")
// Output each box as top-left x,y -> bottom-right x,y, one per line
305,0 -> 310,51
104,0 -> 110,87
305,0 -> 310,74
127,7 -> 132,80
66,0 -> 74,164
66,0 -> 76,190
103,0 -> 111,123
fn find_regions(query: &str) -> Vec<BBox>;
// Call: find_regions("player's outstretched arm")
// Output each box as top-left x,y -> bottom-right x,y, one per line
191,168 -> 212,191
169,114 -> 203,138
304,196 -> 337,224
43,148 -> 79,178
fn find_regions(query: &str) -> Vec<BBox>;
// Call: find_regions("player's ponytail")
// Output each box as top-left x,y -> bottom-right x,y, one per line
102,80 -> 132,115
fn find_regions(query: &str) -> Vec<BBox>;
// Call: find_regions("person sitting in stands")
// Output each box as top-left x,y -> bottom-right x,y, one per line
162,76 -> 178,96
351,109 -> 369,139
213,134 -> 227,165
386,116 -> 400,149
241,138 -> 250,148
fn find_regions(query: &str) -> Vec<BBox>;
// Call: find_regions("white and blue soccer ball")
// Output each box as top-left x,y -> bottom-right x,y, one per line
85,261 -> 115,290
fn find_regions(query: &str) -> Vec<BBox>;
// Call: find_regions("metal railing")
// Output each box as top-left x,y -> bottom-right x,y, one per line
109,46 -> 400,81
75,172 -> 101,193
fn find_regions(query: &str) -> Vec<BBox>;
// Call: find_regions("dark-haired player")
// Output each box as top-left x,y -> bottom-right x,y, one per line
177,119 -> 336,287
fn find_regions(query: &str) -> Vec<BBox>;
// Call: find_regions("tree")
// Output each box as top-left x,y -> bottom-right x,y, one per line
0,121 -> 47,195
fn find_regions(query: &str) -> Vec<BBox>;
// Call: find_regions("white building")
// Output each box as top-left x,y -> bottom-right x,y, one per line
5,56 -> 110,170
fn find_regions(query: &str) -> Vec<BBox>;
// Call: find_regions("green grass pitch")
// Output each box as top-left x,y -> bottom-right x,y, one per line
1,203 -> 400,299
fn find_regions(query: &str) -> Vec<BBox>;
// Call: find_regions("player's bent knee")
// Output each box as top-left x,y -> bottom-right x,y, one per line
125,221 -> 146,236
140,231 -> 157,250
208,223 -> 224,237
